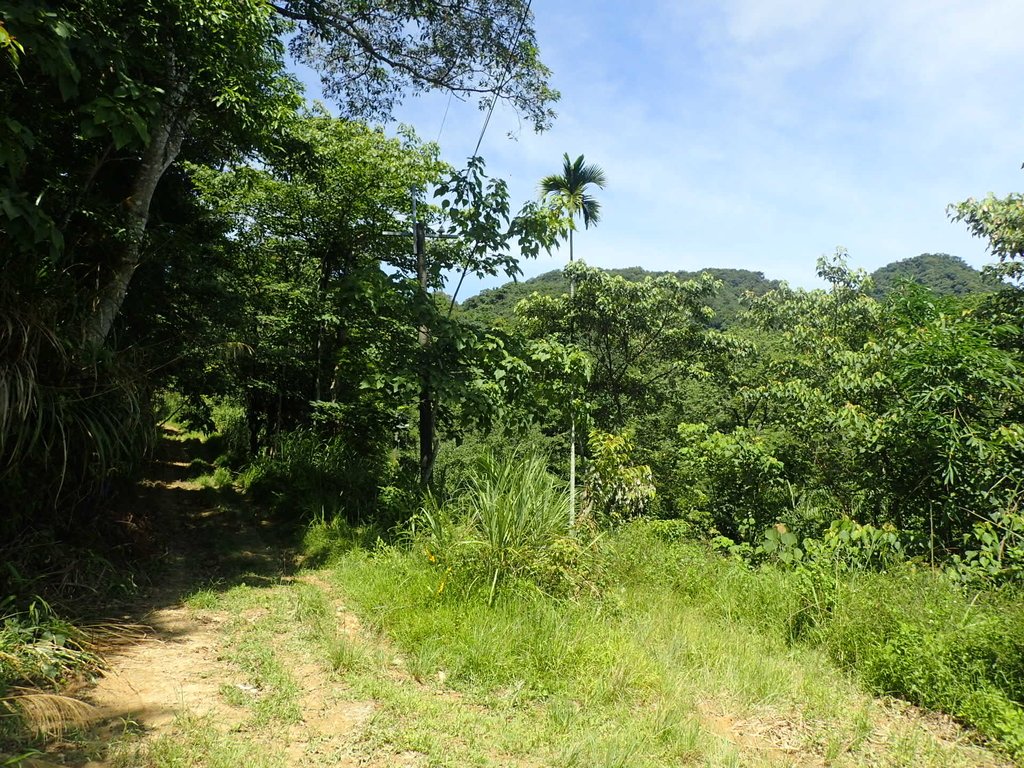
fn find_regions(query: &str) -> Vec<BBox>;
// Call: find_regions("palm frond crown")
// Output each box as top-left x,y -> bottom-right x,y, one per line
539,153 -> 607,230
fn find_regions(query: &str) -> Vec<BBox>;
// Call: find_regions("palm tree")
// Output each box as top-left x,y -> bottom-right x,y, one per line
539,154 -> 606,528
539,153 -> 607,266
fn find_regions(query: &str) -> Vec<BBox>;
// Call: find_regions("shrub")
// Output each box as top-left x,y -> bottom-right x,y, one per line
947,502 -> 1024,587
238,428 -> 407,525
582,429 -> 655,523
669,423 -> 788,542
207,401 -> 251,468
417,450 -> 604,602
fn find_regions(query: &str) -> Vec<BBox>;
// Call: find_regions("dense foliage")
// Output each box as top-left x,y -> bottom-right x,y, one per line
3,0 -> 1024,758
0,0 -> 557,553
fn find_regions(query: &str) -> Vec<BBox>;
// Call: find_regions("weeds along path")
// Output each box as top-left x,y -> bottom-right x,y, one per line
36,429 -> 493,767
30,429 -> 1017,767
32,428 -> 374,766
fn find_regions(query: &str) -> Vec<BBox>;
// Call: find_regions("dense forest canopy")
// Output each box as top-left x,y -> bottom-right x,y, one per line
2,1 -> 1024,759
869,252 -> 995,297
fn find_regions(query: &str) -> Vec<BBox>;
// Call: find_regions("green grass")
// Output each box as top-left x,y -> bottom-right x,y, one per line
805,569 -> 1024,756
300,514 -> 384,568
108,712 -> 284,768
319,525 -> 1010,766
86,517 -> 1018,767
0,599 -> 99,690
197,584 -> 304,728
194,466 -> 235,490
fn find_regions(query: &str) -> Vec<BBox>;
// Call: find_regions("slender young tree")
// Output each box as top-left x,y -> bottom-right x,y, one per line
539,154 -> 607,265
539,153 -> 606,526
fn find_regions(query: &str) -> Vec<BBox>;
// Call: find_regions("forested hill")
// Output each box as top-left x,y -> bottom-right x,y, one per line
869,253 -> 992,297
460,267 -> 782,328
461,254 -> 990,328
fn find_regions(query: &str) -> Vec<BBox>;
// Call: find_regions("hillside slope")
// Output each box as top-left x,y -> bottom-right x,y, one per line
869,253 -> 992,297
460,254 -> 990,329
460,266 -> 780,328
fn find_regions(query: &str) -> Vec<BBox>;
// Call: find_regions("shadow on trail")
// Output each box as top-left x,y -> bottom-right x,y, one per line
16,427 -> 309,765
73,425 -> 303,642
129,427 -> 299,601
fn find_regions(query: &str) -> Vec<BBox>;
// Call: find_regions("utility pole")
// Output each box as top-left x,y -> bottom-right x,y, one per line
414,211 -> 435,488
388,193 -> 455,488
384,192 -> 459,487
568,227 -> 576,528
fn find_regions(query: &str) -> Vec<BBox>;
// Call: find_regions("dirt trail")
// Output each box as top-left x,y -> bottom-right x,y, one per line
35,430 -> 378,766
82,607 -> 238,737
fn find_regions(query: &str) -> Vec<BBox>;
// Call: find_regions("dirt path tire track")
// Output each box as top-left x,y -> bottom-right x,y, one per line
43,429 -> 307,765
32,429 -> 454,767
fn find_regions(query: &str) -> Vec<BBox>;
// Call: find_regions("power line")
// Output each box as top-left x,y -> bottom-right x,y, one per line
472,97 -> 497,158
471,0 -> 534,158
441,0 -> 536,314
436,92 -> 453,144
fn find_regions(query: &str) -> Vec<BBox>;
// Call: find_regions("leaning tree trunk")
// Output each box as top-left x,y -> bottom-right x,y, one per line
81,56 -> 192,352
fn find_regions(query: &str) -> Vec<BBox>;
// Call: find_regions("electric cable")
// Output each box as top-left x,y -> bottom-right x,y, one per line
436,92 -> 453,144
470,0 -> 534,158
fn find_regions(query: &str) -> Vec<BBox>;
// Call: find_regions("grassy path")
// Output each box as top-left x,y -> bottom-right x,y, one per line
24,431 -> 1016,767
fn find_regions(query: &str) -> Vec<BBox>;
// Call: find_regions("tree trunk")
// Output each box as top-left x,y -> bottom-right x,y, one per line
81,57 -> 191,352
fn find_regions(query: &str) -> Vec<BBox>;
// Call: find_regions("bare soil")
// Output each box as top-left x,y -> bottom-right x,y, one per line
34,430 -> 384,766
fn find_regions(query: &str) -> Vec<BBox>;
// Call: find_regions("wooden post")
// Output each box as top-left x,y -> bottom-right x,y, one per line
416,220 -> 434,487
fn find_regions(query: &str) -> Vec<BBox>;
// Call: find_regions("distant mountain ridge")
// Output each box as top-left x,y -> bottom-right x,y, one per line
460,254 -> 988,328
869,253 -> 992,298
460,266 -> 780,328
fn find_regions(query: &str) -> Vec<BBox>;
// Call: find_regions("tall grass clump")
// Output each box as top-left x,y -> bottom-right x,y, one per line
1,304 -> 154,603
2,301 -> 154,529
418,450 -> 603,602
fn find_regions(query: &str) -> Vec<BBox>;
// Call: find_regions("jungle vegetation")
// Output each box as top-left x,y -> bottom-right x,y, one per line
1,1 -> 1023,762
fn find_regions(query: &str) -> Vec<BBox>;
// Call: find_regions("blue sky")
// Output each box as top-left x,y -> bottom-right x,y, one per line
293,0 -> 1024,295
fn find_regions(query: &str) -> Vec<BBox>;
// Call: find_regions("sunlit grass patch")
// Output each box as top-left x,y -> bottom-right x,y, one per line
193,466 -> 235,490
320,521 -> 1013,767
108,712 -> 284,768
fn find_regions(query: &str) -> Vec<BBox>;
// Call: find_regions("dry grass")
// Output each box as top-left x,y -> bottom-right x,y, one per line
3,689 -> 95,739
